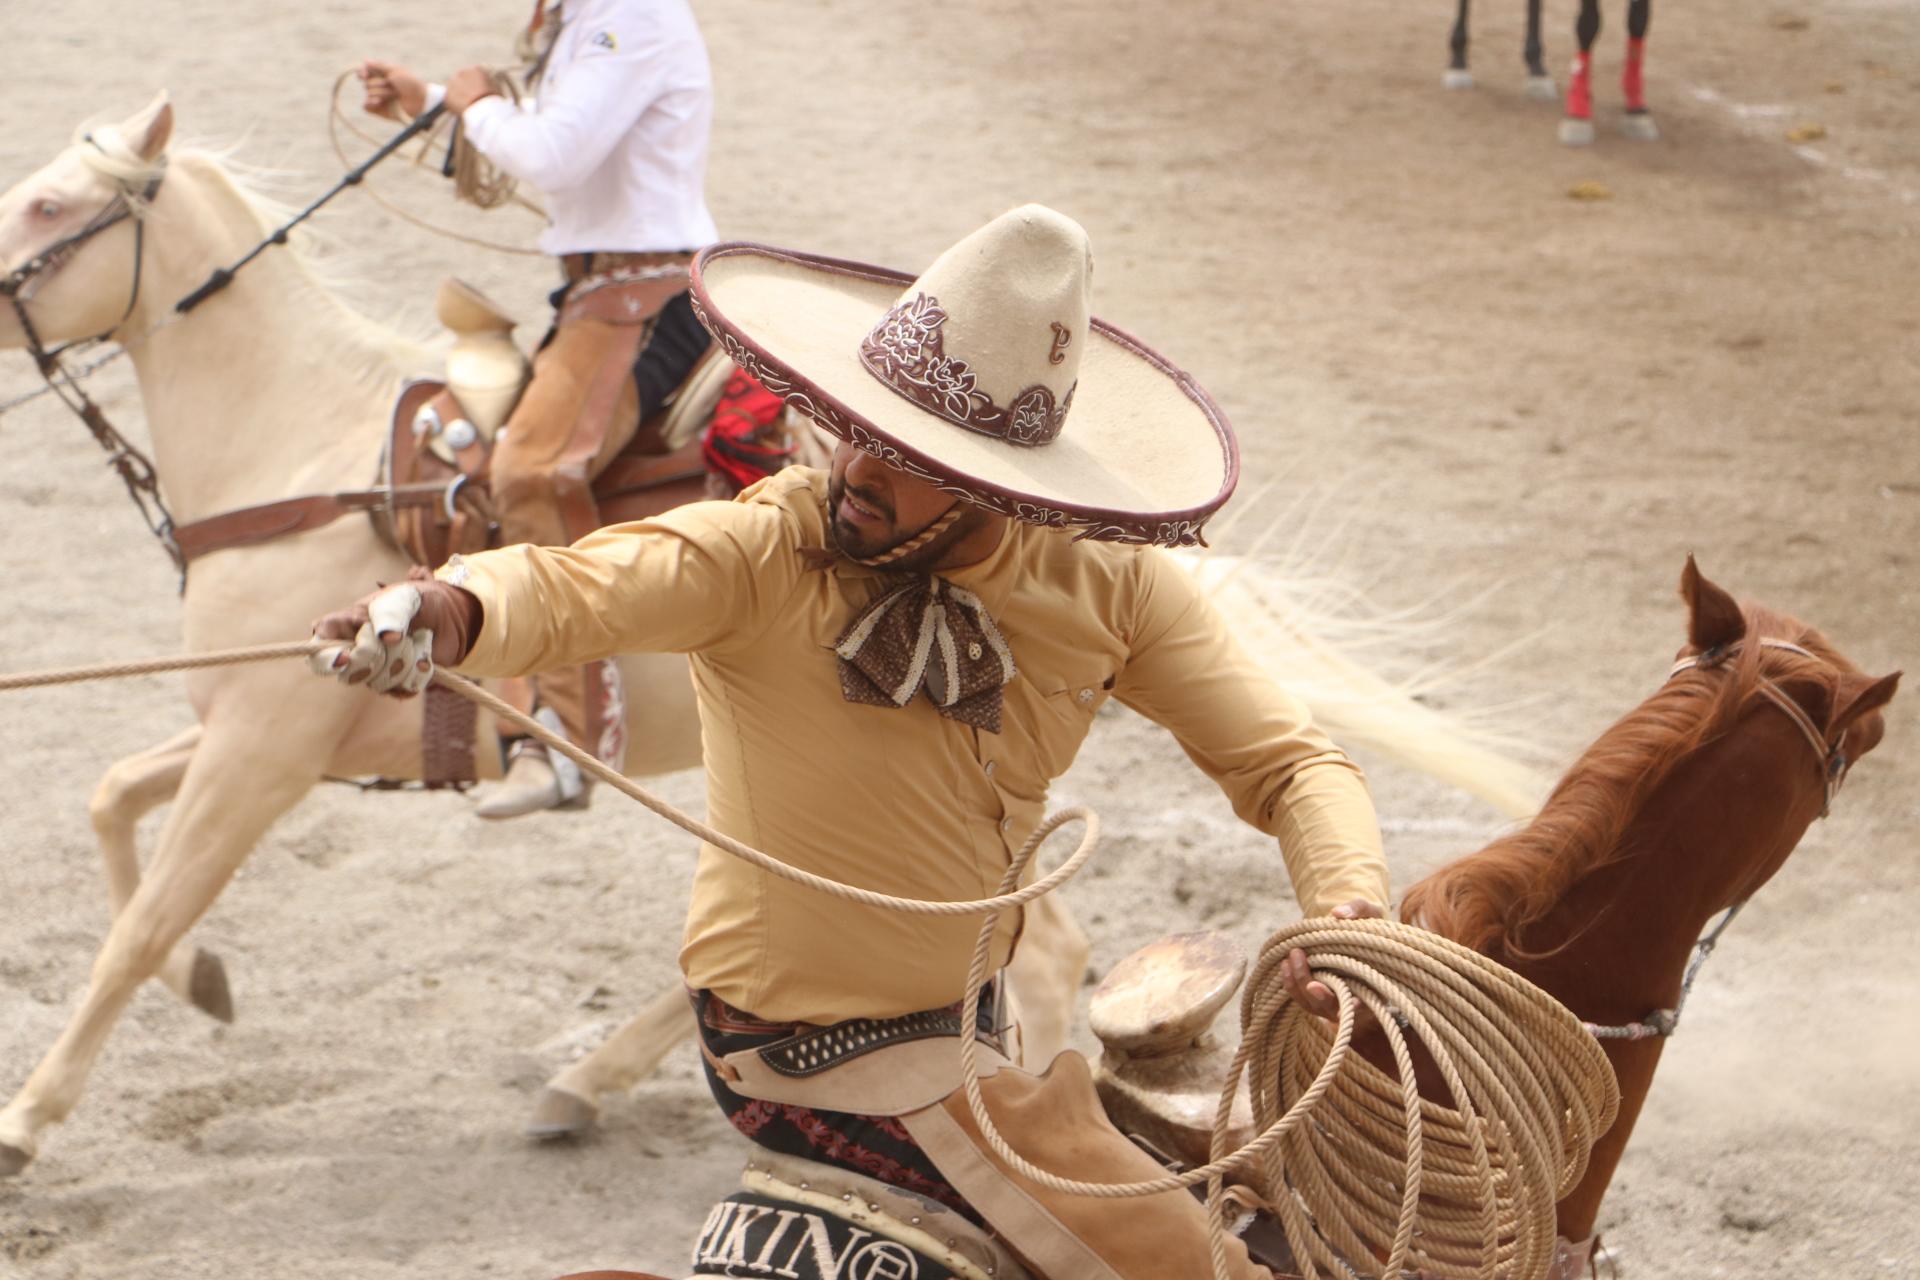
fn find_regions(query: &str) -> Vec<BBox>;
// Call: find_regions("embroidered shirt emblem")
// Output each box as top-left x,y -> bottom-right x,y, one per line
1049,321 -> 1072,365
588,29 -> 618,51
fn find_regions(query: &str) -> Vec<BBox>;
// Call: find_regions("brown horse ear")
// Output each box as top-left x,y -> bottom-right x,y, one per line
1679,555 -> 1746,653
121,92 -> 173,163
1830,670 -> 1901,737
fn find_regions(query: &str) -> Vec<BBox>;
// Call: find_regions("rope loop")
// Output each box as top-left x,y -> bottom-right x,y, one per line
325,70 -> 548,257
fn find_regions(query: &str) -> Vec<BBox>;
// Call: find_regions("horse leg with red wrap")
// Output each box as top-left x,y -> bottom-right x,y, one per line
1561,0 -> 1601,145
1621,1 -> 1659,139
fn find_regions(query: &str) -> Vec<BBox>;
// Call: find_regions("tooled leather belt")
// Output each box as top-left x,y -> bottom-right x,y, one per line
700,981 -> 1009,1081
561,249 -> 695,282
760,995 -> 1008,1079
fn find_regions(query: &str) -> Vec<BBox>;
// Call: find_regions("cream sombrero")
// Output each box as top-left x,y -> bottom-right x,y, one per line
688,204 -> 1237,547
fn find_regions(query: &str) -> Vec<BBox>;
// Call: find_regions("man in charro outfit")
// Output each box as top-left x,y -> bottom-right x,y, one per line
360,0 -> 719,816
311,207 -> 1390,1278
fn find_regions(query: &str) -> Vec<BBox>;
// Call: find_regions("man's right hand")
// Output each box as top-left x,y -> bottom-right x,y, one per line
309,573 -> 481,696
358,59 -> 429,121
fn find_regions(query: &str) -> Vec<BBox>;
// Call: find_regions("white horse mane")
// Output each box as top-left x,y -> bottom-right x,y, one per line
69,123 -> 435,377
1176,485 -> 1550,819
76,119 -> 293,235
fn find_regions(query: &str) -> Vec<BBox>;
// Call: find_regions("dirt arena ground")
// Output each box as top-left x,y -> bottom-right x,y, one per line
3,0 -> 1916,1276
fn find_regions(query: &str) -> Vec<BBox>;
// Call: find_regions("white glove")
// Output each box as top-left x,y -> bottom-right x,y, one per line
308,584 -> 437,696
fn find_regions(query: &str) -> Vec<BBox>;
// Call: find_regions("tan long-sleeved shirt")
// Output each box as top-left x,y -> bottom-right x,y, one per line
444,469 -> 1388,1024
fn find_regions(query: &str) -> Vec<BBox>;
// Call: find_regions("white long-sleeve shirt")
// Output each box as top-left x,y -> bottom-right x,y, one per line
430,0 -> 720,255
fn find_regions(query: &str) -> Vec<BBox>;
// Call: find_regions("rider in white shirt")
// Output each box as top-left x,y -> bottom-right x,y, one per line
362,0 -> 720,817
420,0 -> 718,255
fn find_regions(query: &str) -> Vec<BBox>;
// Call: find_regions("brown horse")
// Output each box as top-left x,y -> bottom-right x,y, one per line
1093,558 -> 1898,1278
1397,556 -> 1897,1273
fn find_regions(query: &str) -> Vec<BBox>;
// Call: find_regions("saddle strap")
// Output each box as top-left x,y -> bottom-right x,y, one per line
171,482 -> 456,565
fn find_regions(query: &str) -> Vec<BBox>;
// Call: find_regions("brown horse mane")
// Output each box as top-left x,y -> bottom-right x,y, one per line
1401,604 -> 1852,958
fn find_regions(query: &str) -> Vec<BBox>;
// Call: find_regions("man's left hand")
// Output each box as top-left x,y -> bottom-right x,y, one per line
445,66 -> 502,115
1280,899 -> 1385,1023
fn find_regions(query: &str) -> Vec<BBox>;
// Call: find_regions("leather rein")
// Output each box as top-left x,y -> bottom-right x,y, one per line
1585,636 -> 1847,1042
2,108 -> 445,585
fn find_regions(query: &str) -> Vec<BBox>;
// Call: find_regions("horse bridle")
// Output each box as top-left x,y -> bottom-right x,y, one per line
1667,636 -> 1851,818
1587,636 -> 1848,1042
2,107 -> 448,583
1,137 -> 180,570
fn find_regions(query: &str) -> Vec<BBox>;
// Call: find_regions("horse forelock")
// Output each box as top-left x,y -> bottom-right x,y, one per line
1402,599 -> 1850,958
68,120 -> 167,206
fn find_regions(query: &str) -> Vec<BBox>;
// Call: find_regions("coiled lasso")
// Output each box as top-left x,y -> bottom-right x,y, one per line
948,836 -> 1620,1280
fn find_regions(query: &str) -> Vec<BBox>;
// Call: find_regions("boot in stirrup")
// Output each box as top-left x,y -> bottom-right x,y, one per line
474,709 -> 590,819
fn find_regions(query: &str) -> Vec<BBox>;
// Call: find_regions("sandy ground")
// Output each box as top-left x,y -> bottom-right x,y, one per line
3,0 -> 1918,1276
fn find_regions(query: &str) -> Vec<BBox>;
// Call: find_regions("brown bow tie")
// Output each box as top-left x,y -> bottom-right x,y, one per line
834,577 -> 1016,733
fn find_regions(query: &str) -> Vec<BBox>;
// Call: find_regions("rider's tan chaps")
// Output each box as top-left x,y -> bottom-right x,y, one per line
901,1052 -> 1274,1280
491,269 -> 679,766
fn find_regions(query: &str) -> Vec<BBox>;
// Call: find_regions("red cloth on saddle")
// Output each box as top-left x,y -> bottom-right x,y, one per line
702,369 -> 796,495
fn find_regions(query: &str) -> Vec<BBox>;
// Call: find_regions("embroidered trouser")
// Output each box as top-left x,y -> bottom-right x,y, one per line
491,253 -> 691,765
693,990 -> 988,1227
692,990 -> 1274,1280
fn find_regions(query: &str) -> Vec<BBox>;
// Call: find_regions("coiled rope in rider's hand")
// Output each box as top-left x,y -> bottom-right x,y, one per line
949,879 -> 1619,1278
325,70 -> 547,256
0,642 -> 1617,1280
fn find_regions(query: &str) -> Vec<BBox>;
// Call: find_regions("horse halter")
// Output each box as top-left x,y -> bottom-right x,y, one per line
1667,636 -> 1850,818
1587,635 -> 1847,1044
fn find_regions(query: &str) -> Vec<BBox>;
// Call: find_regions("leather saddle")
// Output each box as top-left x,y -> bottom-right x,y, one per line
168,277 -> 743,572
387,278 -> 738,571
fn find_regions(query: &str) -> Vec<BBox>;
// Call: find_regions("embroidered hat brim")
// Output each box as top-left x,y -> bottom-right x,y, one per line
689,244 -> 1238,547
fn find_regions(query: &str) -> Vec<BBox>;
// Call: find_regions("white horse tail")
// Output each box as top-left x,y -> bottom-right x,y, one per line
1170,549 -> 1550,820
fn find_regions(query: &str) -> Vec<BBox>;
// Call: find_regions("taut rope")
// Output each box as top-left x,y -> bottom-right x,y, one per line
1,641 -> 1616,1279
0,642 -> 324,692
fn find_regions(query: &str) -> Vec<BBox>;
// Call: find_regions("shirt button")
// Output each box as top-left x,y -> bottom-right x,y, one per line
999,816 -> 1012,833
984,760 -> 997,779
1077,688 -> 1094,704
968,642 -> 984,660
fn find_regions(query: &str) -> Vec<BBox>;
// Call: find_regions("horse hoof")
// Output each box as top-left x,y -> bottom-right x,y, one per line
190,949 -> 234,1024
526,1086 -> 599,1141
1525,74 -> 1559,102
0,1141 -> 32,1178
1443,69 -> 1475,91
1621,111 -> 1660,141
1560,117 -> 1597,146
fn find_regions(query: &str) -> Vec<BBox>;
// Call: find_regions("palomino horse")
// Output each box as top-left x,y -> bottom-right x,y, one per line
1092,558 -> 1898,1278
1445,0 -> 1658,146
0,95 -> 1546,1177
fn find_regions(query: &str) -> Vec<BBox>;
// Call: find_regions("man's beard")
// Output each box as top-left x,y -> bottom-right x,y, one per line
827,473 -> 976,575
